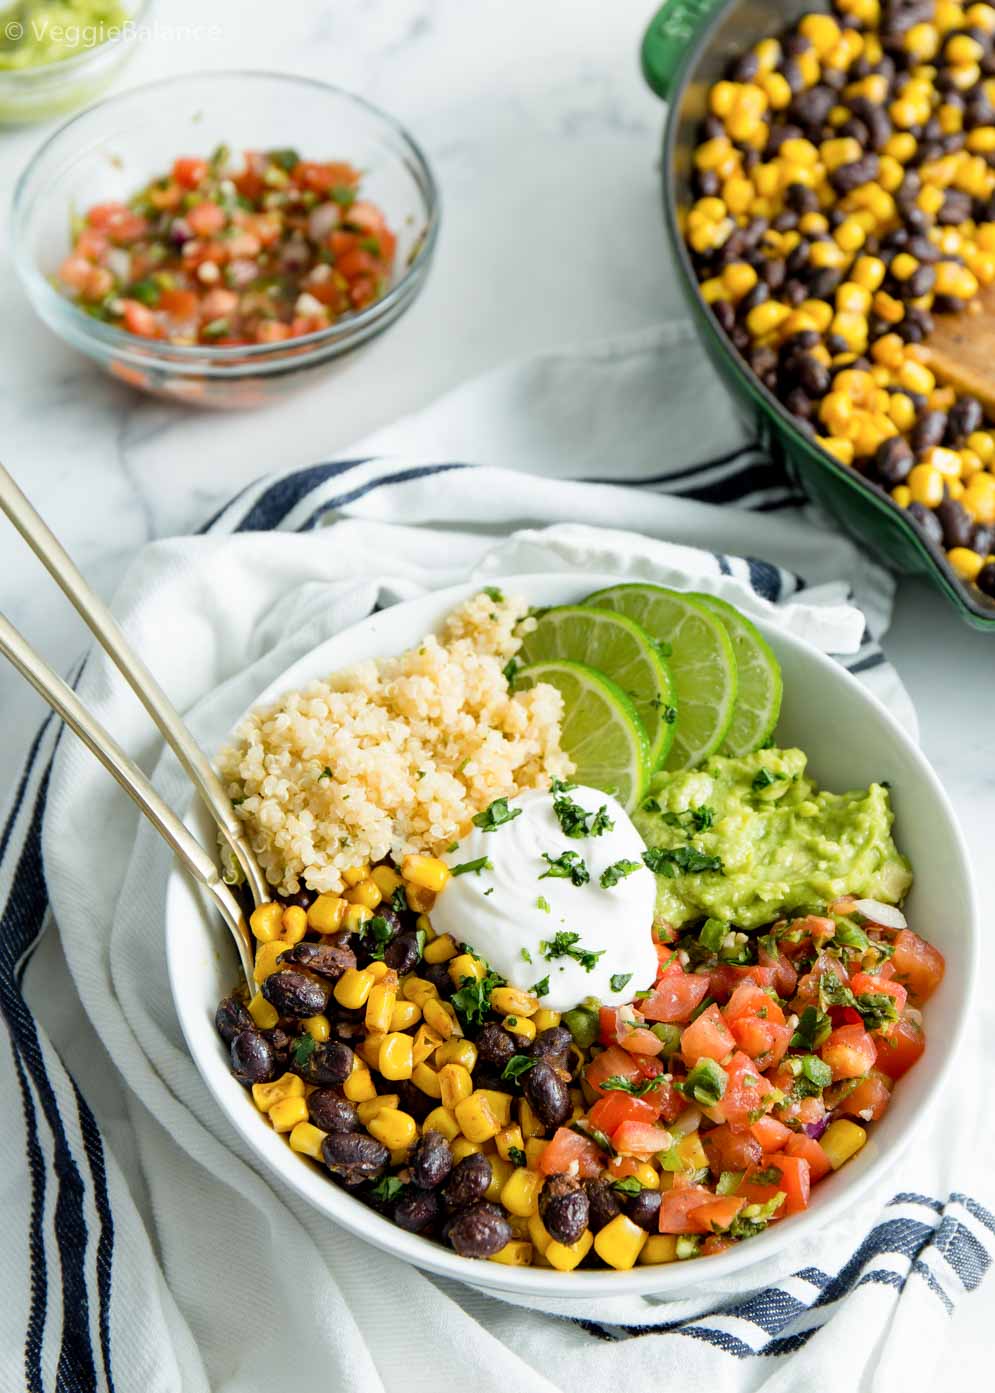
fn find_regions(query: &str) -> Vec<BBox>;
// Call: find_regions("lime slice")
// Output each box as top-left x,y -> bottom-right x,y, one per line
691,593 -> 783,756
583,584 -> 738,771
517,606 -> 676,770
513,659 -> 651,811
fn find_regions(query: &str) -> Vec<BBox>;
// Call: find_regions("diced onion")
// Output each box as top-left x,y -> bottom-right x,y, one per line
105,248 -> 131,282
307,201 -> 340,243
669,1105 -> 701,1137
853,899 -> 907,930
803,1114 -> 830,1141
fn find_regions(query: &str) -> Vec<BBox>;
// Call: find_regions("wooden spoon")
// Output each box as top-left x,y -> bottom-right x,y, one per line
919,295 -> 995,414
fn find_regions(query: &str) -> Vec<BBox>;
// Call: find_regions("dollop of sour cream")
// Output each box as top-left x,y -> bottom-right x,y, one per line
430,785 -> 658,1012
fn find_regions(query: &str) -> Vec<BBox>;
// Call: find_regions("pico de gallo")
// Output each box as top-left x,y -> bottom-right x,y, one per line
56,146 -> 396,346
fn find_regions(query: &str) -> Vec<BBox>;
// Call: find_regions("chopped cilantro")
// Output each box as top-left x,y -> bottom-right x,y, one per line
370,1174 -> 406,1204
834,919 -> 870,951
501,1055 -> 537,1081
508,1146 -> 527,1167
642,797 -> 661,813
502,657 -> 519,684
391,885 -> 409,914
752,767 -> 786,792
642,846 -> 724,878
538,850 -> 590,886
318,767 -> 333,781
530,976 -> 550,997
450,856 -> 493,877
598,1074 -> 665,1097
698,917 -> 729,952
791,1004 -> 832,1051
360,915 -> 395,960
600,859 -> 642,889
520,947 -> 533,964
610,1176 -> 644,1196
451,972 -> 503,1025
854,991 -> 900,1032
716,1170 -> 743,1196
292,1034 -> 316,1068
536,896 -> 551,913
609,972 -> 633,994
571,1120 -> 614,1153
550,779 -> 614,839
472,797 -> 522,832
482,586 -> 504,603
730,1192 -> 785,1239
541,930 -> 604,972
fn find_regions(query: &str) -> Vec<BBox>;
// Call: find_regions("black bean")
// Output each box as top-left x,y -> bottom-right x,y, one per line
783,32 -> 812,57
758,258 -> 785,291
784,387 -> 814,420
355,907 -> 402,963
308,1089 -> 358,1133
831,154 -> 881,194
796,355 -> 831,397
395,1079 -> 436,1122
748,344 -> 779,380
939,189 -> 973,225
421,961 -> 455,998
266,1027 -> 294,1069
475,1022 -> 517,1068
293,1039 -> 354,1086
383,931 -> 423,975
229,1029 -> 276,1085
790,85 -> 835,128
713,299 -> 736,335
394,1188 -> 440,1234
322,1131 -> 389,1184
946,396 -> 984,444
585,1178 -> 622,1233
875,435 -> 914,486
826,332 -> 849,354
262,969 -> 330,1019
446,1202 -> 511,1259
906,235 -> 939,263
539,1173 -> 590,1245
626,1188 -> 663,1232
215,996 -> 253,1044
911,410 -> 949,456
695,168 -> 721,199
283,938 -> 356,980
410,1130 -> 454,1189
523,1060 -> 571,1130
933,292 -> 969,314
529,1026 -> 574,1071
772,210 -> 799,233
905,265 -> 936,298
782,279 -> 807,307
781,58 -> 806,96
936,498 -> 976,550
785,180 -> 819,213
906,501 -> 945,546
441,1152 -> 492,1212
977,562 -> 995,596
781,329 -> 821,355
838,116 -> 870,146
806,267 -> 841,301
739,282 -> 770,316
972,523 -> 994,556
280,887 -> 316,910
732,49 -> 759,81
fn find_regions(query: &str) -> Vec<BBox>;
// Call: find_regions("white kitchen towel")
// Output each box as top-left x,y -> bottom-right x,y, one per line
4,325 -> 991,1393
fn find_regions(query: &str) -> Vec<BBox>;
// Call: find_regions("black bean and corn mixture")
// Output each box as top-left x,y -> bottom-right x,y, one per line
684,0 -> 995,599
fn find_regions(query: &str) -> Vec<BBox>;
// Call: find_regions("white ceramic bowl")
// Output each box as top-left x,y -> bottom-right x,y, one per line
166,573 -> 978,1296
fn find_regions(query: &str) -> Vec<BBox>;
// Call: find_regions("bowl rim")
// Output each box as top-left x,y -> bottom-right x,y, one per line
654,0 -> 995,630
11,68 -> 441,365
165,571 -> 979,1297
0,0 -> 154,89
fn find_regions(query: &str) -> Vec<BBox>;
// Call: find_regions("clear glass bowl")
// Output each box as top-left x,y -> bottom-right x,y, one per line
12,71 -> 440,408
0,0 -> 152,126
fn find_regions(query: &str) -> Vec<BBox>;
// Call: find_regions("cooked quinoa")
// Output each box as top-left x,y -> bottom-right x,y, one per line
217,591 -> 572,895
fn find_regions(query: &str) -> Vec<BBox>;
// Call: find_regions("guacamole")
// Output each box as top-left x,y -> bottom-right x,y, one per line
0,0 -> 128,71
633,747 -> 912,930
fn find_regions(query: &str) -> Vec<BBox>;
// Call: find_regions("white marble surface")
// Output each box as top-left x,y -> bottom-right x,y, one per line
0,0 -> 992,1370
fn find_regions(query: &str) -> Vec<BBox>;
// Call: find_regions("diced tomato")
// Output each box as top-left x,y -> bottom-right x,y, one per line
158,288 -> 199,321
750,1115 -> 792,1151
588,1093 -> 661,1135
187,201 -> 227,237
641,960 -> 711,1023
821,1023 -> 877,1081
874,1012 -> 926,1080
701,1235 -> 736,1256
758,945 -> 798,998
658,1185 -> 716,1233
708,962 -> 775,1002
690,1195 -> 747,1233
344,199 -> 387,235
723,982 -> 786,1026
702,1123 -> 762,1175
830,1005 -> 864,1027
107,211 -> 148,246
121,299 -> 159,337
737,1166 -> 783,1209
763,1153 -> 810,1214
606,1155 -> 647,1183
794,915 -> 837,947
613,1121 -> 673,1157
650,1080 -> 688,1125
148,181 -> 182,212
75,228 -> 109,260
335,247 -> 381,281
784,1132 -> 833,1182
715,1051 -> 772,1131
891,930 -> 945,1004
729,1017 -> 792,1068
254,321 -> 293,343
835,1071 -> 891,1122
538,1127 -> 603,1179
585,1045 -> 642,1096
294,160 -> 360,195
621,1027 -> 666,1057
86,201 -> 129,230
681,1004 -> 735,1066
794,952 -> 850,1009
599,1007 -> 620,1045
828,897 -> 857,917
172,156 -> 208,189
58,255 -> 94,291
849,971 -> 908,1030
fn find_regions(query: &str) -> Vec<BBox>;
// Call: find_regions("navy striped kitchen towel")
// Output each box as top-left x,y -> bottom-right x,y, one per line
4,322 -> 992,1392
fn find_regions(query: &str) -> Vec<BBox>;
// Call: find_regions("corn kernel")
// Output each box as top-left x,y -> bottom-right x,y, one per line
344,878 -> 382,910
368,1109 -> 418,1151
423,933 -> 458,964
519,1098 -> 545,1138
533,1008 -> 562,1032
476,1090 -> 513,1126
268,1095 -> 308,1133
405,883 -> 437,915
451,1138 -> 485,1163
439,1062 -> 474,1110
301,1013 -> 330,1043
708,82 -> 737,118
528,1210 -> 552,1255
357,1094 -> 400,1124
402,854 -> 451,894
289,1121 -> 327,1159
455,1091 -> 502,1143
411,1061 -> 442,1098
422,1105 -> 461,1141
356,1032 -> 386,1070
490,1241 -> 533,1267
545,1229 -> 594,1272
594,1214 -> 649,1271
935,260 -> 979,299
948,547 -> 985,580
926,446 -> 962,479
305,893 -> 347,934
253,940 -> 288,984
252,1072 -> 305,1113
342,904 -> 372,938
821,136 -> 862,171
403,976 -> 438,1008
365,980 -> 398,1035
370,864 -> 403,899
888,393 -> 917,432
435,1038 -> 478,1071
968,431 -> 995,463
334,967 -> 376,1009
525,1138 -> 548,1170
379,1032 -> 414,1081
503,1015 -> 536,1041
490,986 -> 540,1018
820,1118 -> 868,1169
248,990 -> 279,1029
500,1167 -> 544,1216
423,996 -> 461,1040
639,1234 -> 680,1265
852,255 -> 886,292
871,291 -> 905,325
249,901 -> 283,942
908,464 -> 945,508
484,1156 -> 515,1202
722,261 -> 758,299
495,1124 -> 526,1162
389,999 -> 421,1031
836,281 -> 872,315
411,1022 -> 444,1066
820,436 -> 855,466
447,953 -> 485,987
343,1066 -> 377,1102
891,484 -> 912,507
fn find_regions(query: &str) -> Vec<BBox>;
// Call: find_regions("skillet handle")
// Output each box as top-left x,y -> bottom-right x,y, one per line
640,0 -> 727,100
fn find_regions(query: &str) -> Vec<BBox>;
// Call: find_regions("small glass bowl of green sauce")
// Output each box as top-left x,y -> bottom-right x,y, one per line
0,0 -> 152,125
